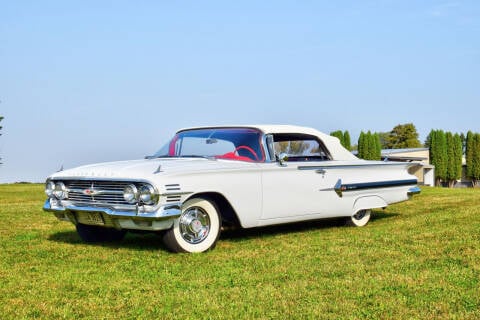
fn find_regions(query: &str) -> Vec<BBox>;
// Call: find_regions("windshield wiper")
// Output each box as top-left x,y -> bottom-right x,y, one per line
179,155 -> 216,160
146,155 -> 216,160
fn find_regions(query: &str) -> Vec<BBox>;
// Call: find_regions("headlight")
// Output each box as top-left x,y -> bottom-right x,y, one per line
45,181 -> 55,198
139,184 -> 157,205
123,184 -> 138,204
53,182 -> 67,200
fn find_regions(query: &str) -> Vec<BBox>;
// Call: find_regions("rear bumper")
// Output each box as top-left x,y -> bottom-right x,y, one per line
43,199 -> 181,231
407,186 -> 421,196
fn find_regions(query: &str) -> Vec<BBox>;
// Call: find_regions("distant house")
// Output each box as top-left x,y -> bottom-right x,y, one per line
381,148 -> 434,186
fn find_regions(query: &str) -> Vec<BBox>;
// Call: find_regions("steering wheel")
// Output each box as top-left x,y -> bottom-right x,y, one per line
233,145 -> 259,161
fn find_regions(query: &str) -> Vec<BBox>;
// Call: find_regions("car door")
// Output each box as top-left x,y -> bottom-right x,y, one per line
260,134 -> 343,222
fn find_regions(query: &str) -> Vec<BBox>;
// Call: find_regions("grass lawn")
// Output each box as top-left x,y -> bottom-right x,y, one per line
0,184 -> 479,319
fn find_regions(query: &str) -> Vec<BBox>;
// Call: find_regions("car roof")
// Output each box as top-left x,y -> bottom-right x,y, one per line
176,125 -> 358,161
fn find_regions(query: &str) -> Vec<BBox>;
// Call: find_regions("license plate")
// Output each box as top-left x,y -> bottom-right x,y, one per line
77,212 -> 105,226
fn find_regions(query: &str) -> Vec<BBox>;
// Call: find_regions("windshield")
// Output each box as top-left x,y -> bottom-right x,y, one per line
153,128 -> 265,162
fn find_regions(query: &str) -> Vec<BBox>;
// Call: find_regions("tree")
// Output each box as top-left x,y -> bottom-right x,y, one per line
445,132 -> 454,187
357,131 -> 381,160
344,131 -> 351,151
385,123 -> 422,149
358,131 -> 365,159
452,133 -> 463,186
429,130 -> 447,186
467,133 -> 480,187
474,134 -> 480,187
445,132 -> 462,188
378,132 -> 390,149
465,131 -> 474,183
374,133 -> 381,160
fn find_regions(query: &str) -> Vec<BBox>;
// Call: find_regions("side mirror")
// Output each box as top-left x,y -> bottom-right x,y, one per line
277,153 -> 289,166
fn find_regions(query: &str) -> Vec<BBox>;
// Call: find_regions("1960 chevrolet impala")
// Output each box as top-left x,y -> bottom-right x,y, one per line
43,125 -> 420,253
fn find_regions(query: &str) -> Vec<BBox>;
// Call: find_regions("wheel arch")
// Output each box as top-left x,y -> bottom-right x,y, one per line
185,192 -> 242,228
352,195 -> 388,215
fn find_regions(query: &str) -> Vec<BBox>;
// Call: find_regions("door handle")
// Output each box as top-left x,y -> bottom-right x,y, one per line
316,169 -> 326,175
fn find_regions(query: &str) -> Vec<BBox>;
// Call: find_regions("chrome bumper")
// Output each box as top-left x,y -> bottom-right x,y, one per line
43,199 -> 181,231
407,186 -> 421,196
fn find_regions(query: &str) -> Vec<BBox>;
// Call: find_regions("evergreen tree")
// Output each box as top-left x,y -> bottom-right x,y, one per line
465,131 -> 474,181
472,133 -> 480,187
358,131 -> 365,159
374,133 -> 382,160
445,132 -> 458,187
357,131 -> 381,160
343,131 -> 351,151
424,131 -> 432,148
429,130 -> 447,186
453,133 -> 463,186
366,131 -> 373,160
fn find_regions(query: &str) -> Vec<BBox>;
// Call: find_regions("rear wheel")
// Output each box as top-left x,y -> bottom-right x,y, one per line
163,198 -> 221,253
346,209 -> 371,227
76,224 -> 126,243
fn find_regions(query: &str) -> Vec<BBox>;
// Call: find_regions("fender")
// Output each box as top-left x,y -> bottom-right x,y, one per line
353,195 -> 388,214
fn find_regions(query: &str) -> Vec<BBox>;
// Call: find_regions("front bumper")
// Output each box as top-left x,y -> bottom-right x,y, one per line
43,199 -> 181,231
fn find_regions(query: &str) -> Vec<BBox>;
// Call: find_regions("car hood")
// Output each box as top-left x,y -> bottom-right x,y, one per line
48,158 -> 257,180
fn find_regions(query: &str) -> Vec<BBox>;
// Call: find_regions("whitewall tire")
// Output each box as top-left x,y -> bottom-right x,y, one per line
346,209 -> 371,227
163,198 -> 221,253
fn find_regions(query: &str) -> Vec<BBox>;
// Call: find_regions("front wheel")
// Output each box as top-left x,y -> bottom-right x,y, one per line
346,209 -> 371,227
163,198 -> 221,253
76,224 -> 126,243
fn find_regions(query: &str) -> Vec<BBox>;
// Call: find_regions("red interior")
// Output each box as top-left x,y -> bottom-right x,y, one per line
215,152 -> 254,162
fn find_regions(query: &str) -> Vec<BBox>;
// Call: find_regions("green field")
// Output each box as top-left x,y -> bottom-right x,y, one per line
0,184 -> 479,319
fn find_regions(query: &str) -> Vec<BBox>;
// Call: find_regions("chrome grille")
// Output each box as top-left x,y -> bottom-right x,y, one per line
64,180 -> 131,206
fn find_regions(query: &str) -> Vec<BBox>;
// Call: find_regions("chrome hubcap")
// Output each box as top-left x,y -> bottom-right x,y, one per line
353,210 -> 366,220
179,207 -> 210,244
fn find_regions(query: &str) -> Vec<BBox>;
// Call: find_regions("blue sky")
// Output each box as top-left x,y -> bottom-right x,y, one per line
1,0 -> 479,182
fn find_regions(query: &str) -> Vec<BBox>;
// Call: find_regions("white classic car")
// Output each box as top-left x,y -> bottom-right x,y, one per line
44,125 -> 420,253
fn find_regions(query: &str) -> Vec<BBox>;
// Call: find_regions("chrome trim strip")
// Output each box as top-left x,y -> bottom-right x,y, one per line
298,163 -> 409,170
331,179 -> 418,198
48,177 -> 155,184
341,179 -> 418,191
160,191 -> 193,196
68,188 -> 124,195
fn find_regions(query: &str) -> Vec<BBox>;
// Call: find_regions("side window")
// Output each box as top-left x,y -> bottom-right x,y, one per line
273,134 -> 331,161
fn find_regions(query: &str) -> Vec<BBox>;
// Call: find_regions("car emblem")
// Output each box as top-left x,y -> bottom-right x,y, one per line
83,188 -> 98,196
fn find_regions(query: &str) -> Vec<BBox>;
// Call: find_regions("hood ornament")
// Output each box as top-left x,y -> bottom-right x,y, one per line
57,164 -> 64,172
153,165 -> 162,174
